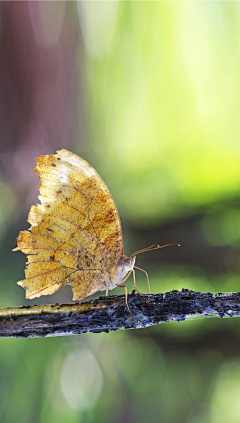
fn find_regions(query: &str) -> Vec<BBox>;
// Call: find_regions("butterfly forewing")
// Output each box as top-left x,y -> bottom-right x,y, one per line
14,149 -> 123,300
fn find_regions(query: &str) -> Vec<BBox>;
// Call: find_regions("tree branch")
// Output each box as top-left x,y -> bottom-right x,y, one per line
0,289 -> 240,338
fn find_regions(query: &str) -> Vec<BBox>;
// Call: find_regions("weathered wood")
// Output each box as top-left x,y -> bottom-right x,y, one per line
0,289 -> 239,338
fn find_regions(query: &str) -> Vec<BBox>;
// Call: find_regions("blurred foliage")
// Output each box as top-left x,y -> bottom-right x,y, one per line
1,2 -> 240,423
82,1 -> 240,226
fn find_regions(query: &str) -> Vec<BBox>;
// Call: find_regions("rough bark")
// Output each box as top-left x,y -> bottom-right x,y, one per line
0,289 -> 239,338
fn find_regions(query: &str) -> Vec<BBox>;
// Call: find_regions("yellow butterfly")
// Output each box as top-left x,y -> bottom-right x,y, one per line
14,149 -> 178,313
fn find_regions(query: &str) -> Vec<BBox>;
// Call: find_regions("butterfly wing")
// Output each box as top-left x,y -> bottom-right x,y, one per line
14,149 -> 123,300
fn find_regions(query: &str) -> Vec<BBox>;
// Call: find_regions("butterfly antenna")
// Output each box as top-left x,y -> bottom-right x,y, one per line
129,243 -> 180,257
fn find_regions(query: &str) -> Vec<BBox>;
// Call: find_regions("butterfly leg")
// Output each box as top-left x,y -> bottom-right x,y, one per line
117,284 -> 133,317
134,266 -> 151,294
106,289 -> 108,296
132,268 -> 142,294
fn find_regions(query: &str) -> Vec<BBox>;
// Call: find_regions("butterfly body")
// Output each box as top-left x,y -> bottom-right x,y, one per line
102,254 -> 136,290
79,254 -> 136,300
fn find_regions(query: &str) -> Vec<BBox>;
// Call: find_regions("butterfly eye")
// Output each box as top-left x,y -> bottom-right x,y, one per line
124,257 -> 133,267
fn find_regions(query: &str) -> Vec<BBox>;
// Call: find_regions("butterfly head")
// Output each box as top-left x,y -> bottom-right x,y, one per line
123,255 -> 136,273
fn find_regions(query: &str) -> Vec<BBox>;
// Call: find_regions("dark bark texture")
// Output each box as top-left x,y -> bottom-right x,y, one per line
0,289 -> 239,338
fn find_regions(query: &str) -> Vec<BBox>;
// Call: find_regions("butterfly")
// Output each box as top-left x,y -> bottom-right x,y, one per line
14,149 -> 179,314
